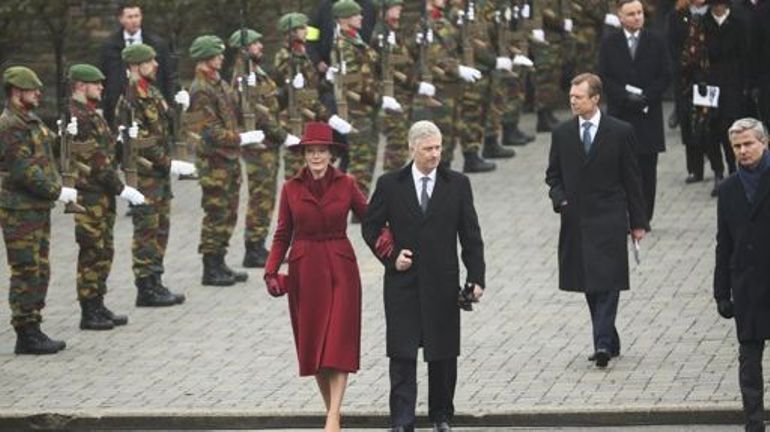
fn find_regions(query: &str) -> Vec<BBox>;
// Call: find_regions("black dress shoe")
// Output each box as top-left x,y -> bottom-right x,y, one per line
685,173 -> 704,184
433,421 -> 452,432
391,425 -> 415,432
595,350 -> 610,368
587,351 -> 619,361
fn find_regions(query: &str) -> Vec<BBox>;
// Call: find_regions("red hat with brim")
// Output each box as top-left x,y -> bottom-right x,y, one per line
289,122 -> 347,151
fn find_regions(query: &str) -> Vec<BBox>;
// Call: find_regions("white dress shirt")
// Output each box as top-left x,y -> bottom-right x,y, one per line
412,163 -> 436,203
623,29 -> 640,49
123,29 -> 143,46
578,109 -> 602,144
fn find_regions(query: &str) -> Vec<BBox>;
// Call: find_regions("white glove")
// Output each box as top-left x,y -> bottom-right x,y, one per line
604,13 -> 621,28
532,29 -> 546,43
387,31 -> 396,46
563,18 -> 573,33
239,130 -> 265,146
284,134 -> 301,147
119,185 -> 145,205
495,57 -> 514,71
512,54 -> 534,67
174,90 -> 190,111
170,160 -> 197,176
381,96 -> 403,112
458,65 -> 482,83
66,116 -> 78,136
328,114 -> 353,135
247,72 -> 257,87
418,81 -> 436,97
128,121 -> 139,139
521,4 -> 531,19
325,66 -> 339,82
57,187 -> 78,204
292,73 -> 305,89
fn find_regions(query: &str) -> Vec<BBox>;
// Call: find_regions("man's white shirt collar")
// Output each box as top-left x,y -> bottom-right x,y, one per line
623,28 -> 640,40
412,163 -> 437,198
124,29 -> 143,45
580,109 -> 601,129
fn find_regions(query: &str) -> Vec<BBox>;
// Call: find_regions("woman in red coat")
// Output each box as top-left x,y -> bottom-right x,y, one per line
263,122 -> 367,432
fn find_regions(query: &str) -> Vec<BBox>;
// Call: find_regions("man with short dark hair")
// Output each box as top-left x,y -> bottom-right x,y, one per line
546,73 -> 648,369
714,117 -> 770,432
99,2 -> 173,128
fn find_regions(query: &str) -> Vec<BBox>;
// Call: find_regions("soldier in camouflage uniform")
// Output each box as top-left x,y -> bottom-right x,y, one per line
0,66 -> 76,354
68,64 -> 146,330
500,0 -> 537,146
571,0 -> 611,74
228,28 -> 300,268
116,44 -> 190,306
531,0 -> 572,132
187,35 -> 256,286
274,13 -> 330,180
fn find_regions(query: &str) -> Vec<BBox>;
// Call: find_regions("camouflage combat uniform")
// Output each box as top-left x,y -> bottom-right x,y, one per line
532,0 -> 572,113
571,0 -> 610,74
70,94 -> 125,301
116,77 -> 174,281
0,101 -> 62,328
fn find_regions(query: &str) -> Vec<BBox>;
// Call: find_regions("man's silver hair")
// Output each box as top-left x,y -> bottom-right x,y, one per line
728,117 -> 768,142
408,120 -> 442,149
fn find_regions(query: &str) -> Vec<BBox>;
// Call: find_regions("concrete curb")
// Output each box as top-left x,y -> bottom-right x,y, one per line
0,406 -> 746,430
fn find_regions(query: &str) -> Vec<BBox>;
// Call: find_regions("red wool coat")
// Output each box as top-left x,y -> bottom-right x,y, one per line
265,167 -> 367,376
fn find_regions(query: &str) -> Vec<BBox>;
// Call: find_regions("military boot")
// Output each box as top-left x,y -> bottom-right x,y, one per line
243,239 -> 269,268
482,134 -> 516,159
202,254 -> 236,286
153,275 -> 185,305
14,323 -> 66,355
502,123 -> 534,146
135,275 -> 178,307
462,152 -> 496,173
79,297 -> 115,330
220,255 -> 248,283
96,296 -> 128,326
536,110 -> 552,133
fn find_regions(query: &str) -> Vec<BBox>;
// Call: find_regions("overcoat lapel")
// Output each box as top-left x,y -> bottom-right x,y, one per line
398,163 -> 424,220
424,167 -> 450,220
749,171 -> 770,221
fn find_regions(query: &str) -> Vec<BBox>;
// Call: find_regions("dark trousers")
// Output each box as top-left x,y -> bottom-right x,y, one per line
636,153 -> 658,223
389,357 -> 457,427
678,96 -> 724,178
585,291 -> 620,355
710,113 -> 738,175
739,341 -> 766,432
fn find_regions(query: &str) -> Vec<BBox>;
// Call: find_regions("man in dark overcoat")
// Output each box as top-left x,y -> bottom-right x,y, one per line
714,117 -> 770,432
545,73 -> 649,369
99,2 -> 174,128
363,120 -> 485,432
599,0 -> 672,222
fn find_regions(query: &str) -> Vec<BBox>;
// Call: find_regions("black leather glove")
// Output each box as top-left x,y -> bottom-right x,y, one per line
717,299 -> 734,319
626,92 -> 648,112
697,82 -> 708,97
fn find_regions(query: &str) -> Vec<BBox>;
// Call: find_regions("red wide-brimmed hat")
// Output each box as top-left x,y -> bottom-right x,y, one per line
290,121 -> 347,151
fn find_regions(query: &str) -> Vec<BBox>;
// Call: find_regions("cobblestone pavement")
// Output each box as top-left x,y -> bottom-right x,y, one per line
0,106 -> 760,427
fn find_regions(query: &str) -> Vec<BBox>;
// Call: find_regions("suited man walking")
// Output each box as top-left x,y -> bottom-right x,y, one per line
599,0 -> 672,223
546,73 -> 649,369
362,120 -> 485,432
714,118 -> 770,432
99,2 -> 173,128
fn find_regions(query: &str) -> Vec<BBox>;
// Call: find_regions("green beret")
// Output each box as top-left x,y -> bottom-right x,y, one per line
277,13 -> 309,32
332,0 -> 362,19
189,35 -> 226,61
2,66 -> 43,90
121,43 -> 156,64
68,64 -> 105,83
227,29 -> 262,48
375,0 -> 404,8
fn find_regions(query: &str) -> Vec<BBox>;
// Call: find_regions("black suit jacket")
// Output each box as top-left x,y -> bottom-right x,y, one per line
599,28 -> 671,154
715,166 -> 770,342
362,163 -> 485,361
703,11 -> 751,118
99,29 -> 173,128
546,114 -> 648,293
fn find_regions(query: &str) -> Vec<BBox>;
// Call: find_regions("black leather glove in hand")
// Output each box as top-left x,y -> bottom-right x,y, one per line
626,92 -> 648,112
697,83 -> 708,97
717,299 -> 734,319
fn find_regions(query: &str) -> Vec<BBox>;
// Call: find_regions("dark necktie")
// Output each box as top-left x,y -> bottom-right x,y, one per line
126,37 -> 135,46
582,122 -> 593,154
420,176 -> 430,213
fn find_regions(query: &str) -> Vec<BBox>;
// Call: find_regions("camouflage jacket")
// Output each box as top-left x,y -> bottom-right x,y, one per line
273,44 -> 329,133
449,4 -> 497,72
480,0 -> 533,56
0,103 -> 61,210
333,29 -> 380,115
231,56 -> 287,149
70,95 -> 124,196
115,77 -> 172,199
540,0 -> 572,34
188,69 -> 241,161
423,10 -> 464,90
371,20 -> 416,100
571,0 -> 609,44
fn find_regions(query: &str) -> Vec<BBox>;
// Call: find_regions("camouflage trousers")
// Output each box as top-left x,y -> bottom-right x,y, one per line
486,71 -> 523,134
502,68 -> 527,126
531,39 -> 564,111
198,155 -> 241,255
381,95 -> 411,172
0,208 -> 51,327
573,28 -> 600,74
425,88 -> 459,163
132,196 -> 170,279
347,114 -> 378,197
451,80 -> 485,158
75,193 -> 116,300
243,147 -> 279,244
